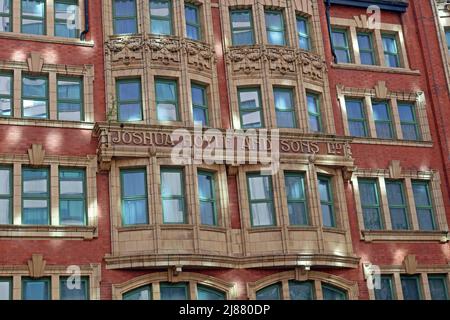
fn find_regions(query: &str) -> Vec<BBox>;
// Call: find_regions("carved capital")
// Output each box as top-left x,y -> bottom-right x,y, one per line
28,144 -> 45,166
28,254 -> 46,278
27,52 -> 44,72
403,255 -> 418,274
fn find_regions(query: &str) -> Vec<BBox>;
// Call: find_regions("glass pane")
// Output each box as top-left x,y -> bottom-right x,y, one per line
232,29 -> 253,45
401,277 -> 421,300
119,103 -> 142,121
122,199 -> 148,225
375,122 -> 392,139
151,19 -> 171,35
360,52 -> 374,65
248,176 -> 271,200
60,199 -> 85,225
58,103 -> 81,121
417,209 -> 434,231
285,175 -> 304,200
332,31 -> 346,47
161,171 -> 182,196
0,169 -> 10,195
186,25 -> 199,40
256,284 -> 280,300
23,99 -> 47,118
390,208 -> 408,230
321,204 -> 334,227
357,34 -> 371,50
22,0 -> 45,18
197,286 -> 225,300
0,199 -> 10,224
122,171 -> 146,197
267,31 -> 285,46
274,89 -> 292,110
382,36 -> 397,53
299,36 -> 310,50
372,102 -> 389,120
23,77 -> 46,98
346,100 -> 364,119
288,202 -> 308,225
412,183 -> 430,206
318,179 -> 330,202
308,115 -> 320,132
150,0 -> 170,18
307,95 -> 318,113
386,182 -> 403,205
349,121 -> 366,137
160,283 -> 188,300
192,86 -> 205,106
198,173 -> 213,199
58,80 -> 80,100
0,75 -> 11,95
239,90 -> 260,110
114,0 -> 136,17
276,111 -> 295,128
200,202 -> 215,225
23,170 -> 47,194
385,54 -> 399,68
157,102 -> 177,121
0,98 -> 11,116
322,285 -> 346,300
114,19 -> 136,34
289,281 -> 313,300
118,81 -> 140,101
60,279 -> 88,300
162,199 -> 184,223
241,111 -> 262,128
193,107 -> 207,125
335,49 -> 349,63
251,203 -> 274,226
374,277 -> 394,300
22,19 -> 44,35
398,104 -> 414,122
23,279 -> 49,300
359,181 -> 377,205
185,6 -> 197,24
297,18 -> 307,35
363,208 -> 382,230
23,200 -> 48,224
60,180 -> 83,196
0,280 -> 10,300
429,277 -> 448,300
0,17 -> 10,32
123,286 -> 151,300
0,0 -> 10,14
265,12 -> 283,30
401,124 -> 418,141
231,11 -> 251,29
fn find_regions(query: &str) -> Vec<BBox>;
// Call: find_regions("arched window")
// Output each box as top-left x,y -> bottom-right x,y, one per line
322,284 -> 347,300
123,285 -> 152,300
256,283 -> 281,300
197,285 -> 225,300
288,280 -> 314,300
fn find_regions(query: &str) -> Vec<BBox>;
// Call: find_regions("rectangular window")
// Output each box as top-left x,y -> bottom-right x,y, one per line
372,101 -> 393,139
318,176 -> 335,228
386,180 -> 409,230
149,0 -> 172,35
191,83 -> 208,126
22,167 -> 50,225
116,78 -> 142,122
358,179 -> 383,230
230,9 -> 254,46
55,0 -> 79,38
428,275 -> 449,300
374,275 -> 395,300
382,34 -> 400,68
197,171 -> 217,226
284,172 -> 308,226
331,29 -> 351,63
120,168 -> 148,225
412,181 -> 435,231
22,278 -> 50,300
161,168 -> 186,224
0,166 -> 12,225
0,0 -> 11,32
160,282 -> 188,300
238,87 -> 263,129
296,16 -> 310,51
22,75 -> 48,119
306,92 -> 322,133
398,103 -> 420,141
21,0 -> 46,35
357,32 -> 375,65
113,0 -> 137,35
59,168 -> 86,226
274,87 -> 296,128
401,275 -> 422,300
185,4 -> 201,41
60,276 -> 89,300
0,277 -> 11,300
155,78 -> 179,121
346,99 -> 367,137
265,10 -> 285,46
57,77 -> 83,121
0,72 -> 12,117
247,173 -> 275,227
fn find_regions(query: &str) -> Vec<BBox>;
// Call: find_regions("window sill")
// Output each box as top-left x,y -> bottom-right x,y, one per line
247,226 -> 282,233
351,137 -> 433,147
0,225 -> 97,240
0,117 -> 94,129
331,63 -> 420,75
0,32 -> 94,47
361,230 -> 449,243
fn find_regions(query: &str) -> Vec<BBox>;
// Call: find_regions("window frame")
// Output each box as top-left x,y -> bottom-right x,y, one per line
296,15 -> 311,51
116,78 -> 143,122
120,167 -> 149,226
264,9 -> 286,46
149,0 -> 173,36
374,275 -> 395,300
155,78 -> 180,122
191,82 -> 209,126
400,275 -> 422,300
59,276 -> 89,300
256,283 -> 281,300
112,0 -> 138,35
230,9 -> 255,46
197,284 -> 226,300
331,28 -> 351,63
382,33 -> 400,68
0,71 -> 12,117
160,167 -> 186,224
428,274 -> 449,300
345,98 -> 368,137
21,167 -> 50,225
0,0 -> 11,32
273,87 -> 297,129
385,180 -> 410,230
21,0 -> 47,35
0,165 -> 13,225
412,180 -> 436,231
57,76 -> 84,121
246,172 -> 276,228
159,282 -> 189,300
358,178 -> 383,230
58,167 -> 87,226
22,74 -> 49,119
356,32 -> 376,65
306,92 -> 322,133
318,175 -> 336,228
321,283 -> 348,300
197,170 -> 218,226
54,0 -> 80,38
0,277 -> 12,300
372,100 -> 394,139
22,277 -> 51,300
238,87 -> 264,129
284,171 -> 309,226
185,3 -> 201,41
398,102 -> 420,141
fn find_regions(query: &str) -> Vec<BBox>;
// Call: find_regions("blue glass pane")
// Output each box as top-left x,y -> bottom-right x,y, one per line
0,17 -> 10,32
123,199 -> 148,225
23,100 -> 47,118
22,19 -> 44,34
248,176 -> 271,200
401,124 -> 418,140
321,204 -> 334,227
349,121 -> 366,137
297,19 -> 307,34
0,98 -> 11,116
0,169 -> 10,195
412,184 -> 430,206
309,115 -> 320,132
417,209 -> 434,231
256,284 -> 280,300
267,31 -> 285,45
160,284 -> 188,300
157,102 -> 177,121
0,75 -> 11,95
23,77 -> 46,98
23,280 -> 49,300
114,0 -> 136,17
346,100 -> 364,119
285,175 -> 304,200
239,90 -> 260,110
22,0 -> 45,18
192,86 -> 205,106
156,81 -> 176,101
360,52 -> 374,65
265,12 -> 283,30
382,37 -> 397,53
241,111 -> 262,128
233,30 -> 253,45
391,208 -> 408,230
55,23 -> 78,38
429,277 -> 448,300
375,122 -> 392,139
231,11 -> 251,29
289,281 -> 313,300
359,182 -> 377,205
60,200 -> 85,225
386,183 -> 403,205
322,285 -> 346,300
114,19 -> 136,34
23,201 -> 48,225
288,202 -> 308,225
151,19 -> 171,35
332,32 -> 346,47
60,279 -> 88,300
150,0 -> 170,18
119,103 -> 142,121
162,199 -> 184,223
185,6 -> 197,24
118,81 -> 140,101
274,90 -> 292,110
307,95 -> 318,113
401,277 -> 421,300
335,49 -> 350,63
0,199 -> 11,224
357,34 -> 371,50
200,202 -> 215,225
123,286 -> 151,300
198,174 -> 213,199
122,171 -> 146,197
385,54 -> 399,67
197,286 -> 225,300
0,0 -> 10,14
375,277 -> 394,300
372,102 -> 389,121
58,80 -> 80,100
363,208 -> 382,230
299,36 -> 310,50
193,107 -> 207,125
0,280 -> 10,300
161,171 -> 182,196
23,170 -> 47,194
398,104 -> 414,122
58,103 -> 81,121
251,203 -> 274,226
318,179 -> 330,202
186,25 -> 200,40
276,111 -> 295,128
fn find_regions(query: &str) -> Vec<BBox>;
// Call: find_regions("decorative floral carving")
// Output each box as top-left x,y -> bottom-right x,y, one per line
265,47 -> 297,74
298,51 -> 327,80
184,40 -> 215,71
147,36 -> 181,65
226,46 -> 263,74
105,36 -> 144,64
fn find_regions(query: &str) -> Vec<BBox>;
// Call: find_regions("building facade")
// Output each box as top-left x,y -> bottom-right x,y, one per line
0,0 -> 449,300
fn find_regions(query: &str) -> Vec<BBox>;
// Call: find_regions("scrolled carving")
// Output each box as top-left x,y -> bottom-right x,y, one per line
265,47 -> 297,74
226,46 -> 263,74
146,36 -> 182,65
298,50 -> 327,81
105,36 -> 144,64
184,40 -> 215,71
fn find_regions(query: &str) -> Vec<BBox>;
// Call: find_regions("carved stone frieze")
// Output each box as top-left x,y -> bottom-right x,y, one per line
184,40 -> 215,71
105,36 -> 144,64
147,36 -> 182,65
266,47 -> 297,74
298,50 -> 327,81
226,46 -> 264,74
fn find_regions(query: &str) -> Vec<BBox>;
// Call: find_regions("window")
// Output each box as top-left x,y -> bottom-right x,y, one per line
256,283 -> 281,300
160,282 -> 188,300
155,78 -> 179,121
401,275 -> 422,300
57,77 -> 83,121
318,176 -> 335,228
274,87 -> 296,128
289,281 -> 314,300
21,0 -> 46,35
398,103 -> 420,141
322,284 -> 347,300
55,0 -> 79,38
386,180 -> 409,230
22,278 -> 50,300
192,83 -> 208,126
149,0 -> 172,35
116,79 -> 143,122
60,276 -> 89,300
412,181 -> 435,231
446,29 -> 450,55
296,16 -> 310,51
197,171 -> 217,226
22,168 -> 50,225
123,285 -> 151,300
113,0 -> 137,35
59,168 -> 86,226
372,101 -> 393,139
161,168 -> 186,224
358,179 -> 383,230
428,275 -> 449,300
185,4 -> 201,41
0,72 -> 12,117
331,29 -> 350,63
247,173 -> 275,227
0,0 -> 11,32
120,168 -> 148,225
238,87 -> 263,129
22,75 -> 48,119
374,275 -> 395,300
265,10 -> 285,46
230,10 -> 254,46
0,278 -> 11,300
346,99 -> 367,137
306,93 -> 322,133
284,172 -> 308,226
197,285 -> 225,300
0,166 -> 12,225
382,34 -> 400,68
357,33 -> 375,65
